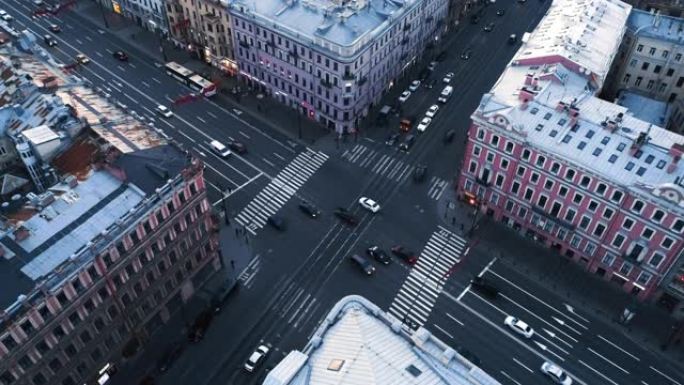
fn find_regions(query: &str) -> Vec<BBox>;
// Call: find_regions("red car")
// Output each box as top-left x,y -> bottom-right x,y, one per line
391,246 -> 418,265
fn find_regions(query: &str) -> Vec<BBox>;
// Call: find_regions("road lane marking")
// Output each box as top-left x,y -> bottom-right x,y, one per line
563,303 -> 590,324
197,116 -> 207,124
498,293 -> 579,342
75,38 -> 83,44
207,111 -> 218,119
478,256 -> 497,277
446,313 -> 464,326
158,119 -> 175,129
273,152 -> 286,161
117,65 -> 125,71
650,366 -> 682,385
597,335 -> 640,361
142,81 -> 150,88
456,285 -> 470,301
95,51 -> 103,57
578,360 -> 619,385
512,357 -> 533,373
129,63 -> 136,69
176,130 -> 195,142
586,347 -> 629,374
152,77 -> 161,84
499,371 -> 522,385
85,36 -> 93,42
432,324 -> 454,339
262,157 -> 275,167
287,293 -> 311,324
239,130 -> 250,139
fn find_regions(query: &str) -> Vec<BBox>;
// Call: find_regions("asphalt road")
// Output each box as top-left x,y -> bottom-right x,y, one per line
3,1 -> 684,385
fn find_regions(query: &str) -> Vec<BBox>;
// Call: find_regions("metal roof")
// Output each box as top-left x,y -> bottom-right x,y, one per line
628,8 -> 684,44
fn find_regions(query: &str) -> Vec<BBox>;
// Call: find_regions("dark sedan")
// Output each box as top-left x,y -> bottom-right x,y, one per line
367,246 -> 390,265
298,200 -> 320,218
334,208 -> 358,225
391,246 -> 418,265
113,50 -> 129,61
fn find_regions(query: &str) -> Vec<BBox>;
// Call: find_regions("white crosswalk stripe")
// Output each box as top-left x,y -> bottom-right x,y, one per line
388,227 -> 467,326
427,176 -> 449,201
235,149 -> 328,233
341,144 -> 413,181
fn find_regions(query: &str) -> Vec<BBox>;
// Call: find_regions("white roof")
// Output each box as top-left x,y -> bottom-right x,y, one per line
21,125 -> 60,145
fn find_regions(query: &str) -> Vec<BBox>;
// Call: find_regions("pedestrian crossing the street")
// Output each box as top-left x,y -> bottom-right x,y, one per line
427,176 -> 449,201
341,144 -> 413,183
389,226 -> 467,327
235,149 -> 328,234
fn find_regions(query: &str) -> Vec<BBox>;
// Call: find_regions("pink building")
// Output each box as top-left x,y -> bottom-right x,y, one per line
456,0 -> 684,308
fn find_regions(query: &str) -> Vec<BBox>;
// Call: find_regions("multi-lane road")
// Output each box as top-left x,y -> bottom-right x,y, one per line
2,0 -> 684,384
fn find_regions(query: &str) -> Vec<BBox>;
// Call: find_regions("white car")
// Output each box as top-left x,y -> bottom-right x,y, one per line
398,90 -> 411,103
0,10 -> 12,22
359,197 -> 381,213
426,104 -> 439,118
417,117 -> 432,132
408,80 -> 421,91
156,105 -> 173,118
443,72 -> 454,83
504,316 -> 534,338
541,362 -> 573,385
75,54 -> 90,64
244,345 -> 269,372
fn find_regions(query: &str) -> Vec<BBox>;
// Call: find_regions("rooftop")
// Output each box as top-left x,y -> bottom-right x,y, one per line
627,8 -> 684,43
263,295 -> 500,385
616,90 -> 670,127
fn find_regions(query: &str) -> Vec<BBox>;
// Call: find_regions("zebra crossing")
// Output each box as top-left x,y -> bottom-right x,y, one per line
427,176 -> 449,201
235,149 -> 328,234
341,144 -> 413,183
389,226 -> 467,327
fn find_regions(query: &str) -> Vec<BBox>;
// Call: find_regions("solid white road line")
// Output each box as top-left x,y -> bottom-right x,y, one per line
152,77 -> 162,84
207,111 -> 218,119
197,116 -> 207,124
273,152 -> 286,161
158,119 -> 175,129
499,371 -> 522,385
432,324 -> 454,340
456,285 -> 470,301
586,347 -> 629,374
239,131 -> 250,139
578,360 -> 619,385
597,335 -> 641,361
262,157 -> 275,167
141,81 -> 150,88
177,130 -> 196,143
117,65 -> 125,72
446,313 -> 464,326
650,366 -> 682,385
512,357 -> 534,373
498,292 -> 579,343
478,256 -> 497,278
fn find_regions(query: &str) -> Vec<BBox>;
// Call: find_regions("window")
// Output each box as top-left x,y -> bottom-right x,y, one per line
585,130 -> 595,139
622,218 -> 635,230
500,158 -> 509,170
602,208 -> 614,219
524,188 -> 534,201
652,209 -> 665,223
612,233 -> 626,248
573,193 -> 583,204
649,252 -> 664,268
636,272 -> 652,286
469,161 -> 477,174
662,237 -> 674,249
473,146 -> 481,156
602,253 -> 615,267
522,149 -> 531,161
641,227 -> 654,240
629,59 -> 637,67
477,129 -> 485,140
565,169 -> 575,181
632,200 -> 644,213
677,53 -> 683,61
649,47 -> 656,55
518,207 -> 528,218
537,195 -> 548,208
544,180 -> 554,190
491,135 -> 500,146
656,160 -> 666,169
588,200 -> 598,212
511,181 -> 520,194
608,154 -> 618,163
596,183 -> 607,195
622,73 -> 631,83
601,136 -> 610,145
667,68 -> 675,77
530,107 -> 539,114
611,190 -> 623,203
592,148 -> 602,156
530,172 -> 540,184
559,186 -> 568,197
551,162 -> 560,174
617,143 -> 626,152
580,176 -> 591,187
543,112 -> 552,120
577,141 -> 587,150
564,208 -> 576,222
641,62 -> 650,70
637,44 -> 643,52
635,76 -> 643,87
594,223 -> 606,237
585,243 -> 597,256
536,155 -> 546,167
505,142 -> 514,153
495,175 -> 504,187
662,50 -> 670,58
550,129 -> 558,138
2,334 -> 17,350
620,262 -> 633,276
579,216 -> 591,230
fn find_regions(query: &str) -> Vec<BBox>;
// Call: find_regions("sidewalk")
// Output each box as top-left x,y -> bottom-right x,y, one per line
437,183 -> 684,368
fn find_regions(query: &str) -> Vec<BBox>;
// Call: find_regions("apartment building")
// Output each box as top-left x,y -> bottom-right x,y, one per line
229,0 -> 448,133
100,0 -> 168,32
165,0 -> 237,74
456,0 -> 684,310
622,0 -> 684,16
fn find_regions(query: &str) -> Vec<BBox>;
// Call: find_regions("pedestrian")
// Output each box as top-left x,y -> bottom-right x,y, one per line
451,217 -> 456,225
230,260 -> 235,269
460,223 -> 464,231
235,228 -> 239,236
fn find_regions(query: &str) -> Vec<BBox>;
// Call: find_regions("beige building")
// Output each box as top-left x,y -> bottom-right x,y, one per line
165,0 -> 237,75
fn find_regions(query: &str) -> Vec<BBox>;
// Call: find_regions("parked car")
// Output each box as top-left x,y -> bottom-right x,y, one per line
496,9 -> 505,16
350,254 -> 375,275
298,200 -> 320,218
483,22 -> 495,32
460,49 -> 472,60
504,316 -> 534,338
399,135 -> 415,151
427,61 -> 438,71
228,140 -> 247,154
358,197 -> 381,213
426,104 -> 439,118
156,105 -> 173,118
391,245 -> 418,265
267,215 -> 286,231
334,208 -> 358,225
113,50 -> 129,61
540,361 -> 573,385
443,72 -> 454,83
157,343 -> 184,373
398,90 -> 411,103
385,133 -> 400,146
470,276 -> 499,299
508,34 -> 518,44
244,345 -> 270,373
408,80 -> 421,92
49,24 -> 61,33
413,165 -> 427,183
367,246 -> 390,265
75,53 -> 91,64
416,117 -> 432,133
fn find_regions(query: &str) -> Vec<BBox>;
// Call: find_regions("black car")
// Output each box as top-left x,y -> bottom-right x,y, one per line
43,35 -> 57,47
334,208 -> 358,225
460,50 -> 472,60
444,129 -> 456,143
350,254 -> 375,275
413,165 -> 427,183
298,200 -> 320,218
470,15 -> 480,24
399,135 -> 415,152
367,246 -> 390,265
49,24 -> 61,33
228,140 -> 247,154
391,245 -> 418,265
496,9 -> 505,16
470,276 -> 499,299
267,215 -> 286,231
385,133 -> 400,146
157,343 -> 184,372
113,50 -> 129,61
483,22 -> 495,32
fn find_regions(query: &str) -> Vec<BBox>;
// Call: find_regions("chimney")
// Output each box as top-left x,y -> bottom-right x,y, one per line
606,120 -> 617,132
531,77 -> 539,88
524,73 -> 534,86
569,106 -> 580,118
668,143 -> 684,174
556,101 -> 566,112
519,87 -> 537,103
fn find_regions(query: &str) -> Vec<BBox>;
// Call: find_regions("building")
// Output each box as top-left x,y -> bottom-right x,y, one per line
263,295 -> 501,385
456,0 -> 684,307
165,0 -> 238,74
98,0 -> 169,34
605,9 -> 684,134
228,0 -> 448,133
621,0 -> 684,16
0,42 -> 224,385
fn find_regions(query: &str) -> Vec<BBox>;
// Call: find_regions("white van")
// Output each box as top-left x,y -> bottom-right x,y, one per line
438,86 -> 453,103
210,140 -> 231,158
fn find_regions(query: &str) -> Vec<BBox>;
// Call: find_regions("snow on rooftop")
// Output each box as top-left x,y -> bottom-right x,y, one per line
616,91 -> 669,126
21,124 -> 60,145
628,8 -> 684,44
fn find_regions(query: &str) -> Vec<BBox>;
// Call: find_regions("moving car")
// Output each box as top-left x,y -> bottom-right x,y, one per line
427,61 -> 438,71
385,133 -> 400,146
398,90 -> 411,103
367,246 -> 390,265
460,49 -> 472,60
33,0 -> 44,5
298,200 -> 320,218
334,208 -> 358,225
75,54 -> 90,64
408,80 -> 421,92
156,105 -> 173,118
49,24 -> 61,33
244,345 -> 270,372
210,140 -> 231,158
399,135 -> 415,151
157,343 -> 184,373
426,104 -> 439,118
496,9 -> 505,16
443,72 -> 454,83
483,22 -> 495,32
228,140 -> 247,154
267,215 -> 286,231
358,197 -> 380,213
391,245 -> 418,265
113,50 -> 129,61
43,34 -> 57,47
350,254 -> 375,275
416,117 -> 432,133
470,276 -> 499,299
541,362 -> 573,385
508,34 -> 518,44
413,165 -> 427,183
504,316 -> 534,338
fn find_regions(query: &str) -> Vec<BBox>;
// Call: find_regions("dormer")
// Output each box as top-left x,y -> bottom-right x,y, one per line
667,143 -> 684,174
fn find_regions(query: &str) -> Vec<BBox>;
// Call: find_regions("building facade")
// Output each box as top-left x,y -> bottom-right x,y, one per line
621,0 -> 684,16
229,0 -> 448,133
456,0 -> 684,308
99,0 -> 168,33
165,0 -> 238,74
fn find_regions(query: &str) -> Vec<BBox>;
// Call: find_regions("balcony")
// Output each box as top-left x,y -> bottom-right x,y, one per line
321,79 -> 333,88
621,252 -> 644,265
358,76 -> 368,86
342,72 -> 355,81
531,205 -> 575,231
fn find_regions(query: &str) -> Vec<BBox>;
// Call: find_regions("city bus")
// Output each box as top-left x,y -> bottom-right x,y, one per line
188,74 -> 217,97
165,61 -> 194,85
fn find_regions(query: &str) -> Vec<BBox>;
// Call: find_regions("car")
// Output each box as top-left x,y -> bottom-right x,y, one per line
157,343 -> 184,372
0,12 -> 13,22
426,104 -> 439,118
444,129 -> 456,143
43,34 -> 57,47
244,345 -> 270,372
399,135 -> 415,151
483,22 -> 495,32
75,54 -> 91,64
367,246 -> 390,265
350,254 -> 375,275
504,316 -> 534,338
408,80 -> 421,91
49,24 -> 61,33
443,72 -> 454,83
416,117 -> 432,132
391,246 -> 418,265
33,0 -> 44,5
385,133 -> 400,146
413,165 -> 427,183
470,276 -> 499,299
358,197 -> 381,213
156,105 -> 173,118
113,50 -> 129,61
267,215 -> 286,231
541,362 -> 573,385
496,9 -> 505,16
228,140 -> 247,154
427,61 -> 438,71
334,208 -> 358,225
398,90 -> 411,103
508,34 -> 518,44
460,49 -> 472,60
210,140 -> 231,158
298,200 -> 320,218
